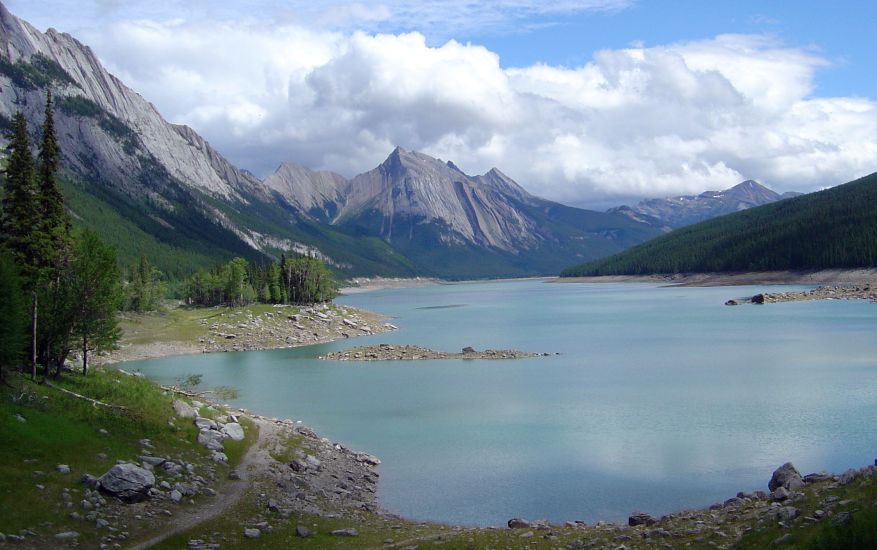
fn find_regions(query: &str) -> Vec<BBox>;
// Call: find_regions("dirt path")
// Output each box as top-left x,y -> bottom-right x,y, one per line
128,418 -> 276,549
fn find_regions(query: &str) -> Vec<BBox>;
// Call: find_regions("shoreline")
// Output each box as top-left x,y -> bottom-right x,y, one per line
95,292 -> 877,547
96,303 -> 395,366
555,268 -> 877,288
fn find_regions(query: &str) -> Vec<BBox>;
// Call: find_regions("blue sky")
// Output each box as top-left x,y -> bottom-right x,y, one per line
7,1 -> 877,206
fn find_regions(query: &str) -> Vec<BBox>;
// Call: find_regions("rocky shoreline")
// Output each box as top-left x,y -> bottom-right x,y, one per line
726,284 -> 877,306
97,304 -> 396,365
320,344 -> 551,361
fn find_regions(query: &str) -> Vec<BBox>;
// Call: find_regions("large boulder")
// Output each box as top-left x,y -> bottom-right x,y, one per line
221,422 -> 245,441
97,463 -> 155,503
172,399 -> 197,418
768,463 -> 804,492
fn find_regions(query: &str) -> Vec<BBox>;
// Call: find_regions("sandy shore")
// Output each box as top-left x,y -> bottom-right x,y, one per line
555,268 -> 877,287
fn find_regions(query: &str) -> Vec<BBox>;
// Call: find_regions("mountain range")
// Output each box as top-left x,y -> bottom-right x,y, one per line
608,180 -> 801,230
562,171 -> 877,276
0,3 -> 815,280
0,2 -> 669,279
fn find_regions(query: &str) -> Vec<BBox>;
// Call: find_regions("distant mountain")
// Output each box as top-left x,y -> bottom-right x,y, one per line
264,147 -> 662,278
609,180 -> 801,230
562,172 -> 877,277
0,2 -> 661,279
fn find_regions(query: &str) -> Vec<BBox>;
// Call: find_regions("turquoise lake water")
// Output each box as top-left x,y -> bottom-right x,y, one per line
122,280 -> 877,526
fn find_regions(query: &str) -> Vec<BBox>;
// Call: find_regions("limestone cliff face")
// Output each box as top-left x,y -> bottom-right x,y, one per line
264,147 -> 550,253
338,147 -> 541,251
0,3 -> 261,202
262,163 -> 347,221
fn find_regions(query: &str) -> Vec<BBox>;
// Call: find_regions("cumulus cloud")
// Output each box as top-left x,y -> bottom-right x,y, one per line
77,18 -> 877,206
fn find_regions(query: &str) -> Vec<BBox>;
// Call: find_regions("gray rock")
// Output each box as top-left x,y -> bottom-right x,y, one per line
139,456 -> 166,467
289,459 -> 306,472
508,518 -> 530,529
197,429 -> 225,451
838,468 -> 858,485
173,400 -> 197,418
769,463 -> 804,491
295,525 -> 311,538
95,518 -> 109,529
80,499 -> 93,510
751,294 -> 766,304
14,413 -> 26,423
331,528 -> 359,537
830,511 -> 852,526
54,531 -> 79,540
169,490 -> 182,504
770,487 -> 791,501
194,417 -> 217,430
56,464 -> 71,474
97,463 -> 155,503
772,533 -> 792,545
775,506 -> 799,523
228,469 -> 241,480
210,451 -> 228,463
221,422 -> 245,441
628,512 -> 657,526
305,454 -> 321,468
243,528 -> 260,539
803,472 -> 833,483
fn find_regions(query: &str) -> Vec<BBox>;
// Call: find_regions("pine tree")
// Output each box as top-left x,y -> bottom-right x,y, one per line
1,112 -> 40,281
1,112 -> 42,378
37,89 -> 70,269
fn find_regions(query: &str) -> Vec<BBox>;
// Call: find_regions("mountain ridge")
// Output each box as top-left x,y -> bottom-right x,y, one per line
609,180 -> 801,230
562,172 -> 877,276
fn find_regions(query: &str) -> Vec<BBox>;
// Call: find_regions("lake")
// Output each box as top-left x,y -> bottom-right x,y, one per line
121,280 -> 877,526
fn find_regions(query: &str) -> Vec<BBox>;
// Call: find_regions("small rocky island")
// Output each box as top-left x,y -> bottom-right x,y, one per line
725,284 -> 877,306
321,344 -> 552,361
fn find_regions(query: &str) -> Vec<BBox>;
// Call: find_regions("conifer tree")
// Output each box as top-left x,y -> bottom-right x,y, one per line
37,89 -> 70,267
1,112 -> 40,280
1,112 -> 41,378
0,252 -> 27,381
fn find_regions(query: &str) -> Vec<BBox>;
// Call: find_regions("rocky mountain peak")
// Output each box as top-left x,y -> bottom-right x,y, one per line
610,179 -> 797,229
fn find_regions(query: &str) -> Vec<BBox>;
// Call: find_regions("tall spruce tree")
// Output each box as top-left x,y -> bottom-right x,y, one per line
37,89 -> 69,266
1,112 -> 40,279
1,112 -> 42,379
0,252 -> 27,381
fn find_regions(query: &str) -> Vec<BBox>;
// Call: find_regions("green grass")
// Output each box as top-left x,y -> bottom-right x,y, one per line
225,417 -> 258,468
0,368 -> 206,542
735,478 -> 877,549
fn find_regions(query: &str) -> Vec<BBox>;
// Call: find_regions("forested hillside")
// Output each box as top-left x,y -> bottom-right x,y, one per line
561,172 -> 877,276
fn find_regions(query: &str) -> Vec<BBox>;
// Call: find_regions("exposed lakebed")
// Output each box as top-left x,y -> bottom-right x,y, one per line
121,280 -> 877,526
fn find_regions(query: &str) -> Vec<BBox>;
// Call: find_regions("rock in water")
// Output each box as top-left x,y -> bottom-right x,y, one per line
172,400 -> 197,418
97,464 -> 155,503
751,293 -> 766,304
221,422 -> 245,441
768,462 -> 804,491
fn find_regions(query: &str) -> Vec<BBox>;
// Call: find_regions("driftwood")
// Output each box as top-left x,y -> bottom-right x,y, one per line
43,381 -> 128,410
160,385 -> 212,398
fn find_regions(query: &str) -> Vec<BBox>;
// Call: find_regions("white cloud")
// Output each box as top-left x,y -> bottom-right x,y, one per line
76,17 -> 877,206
